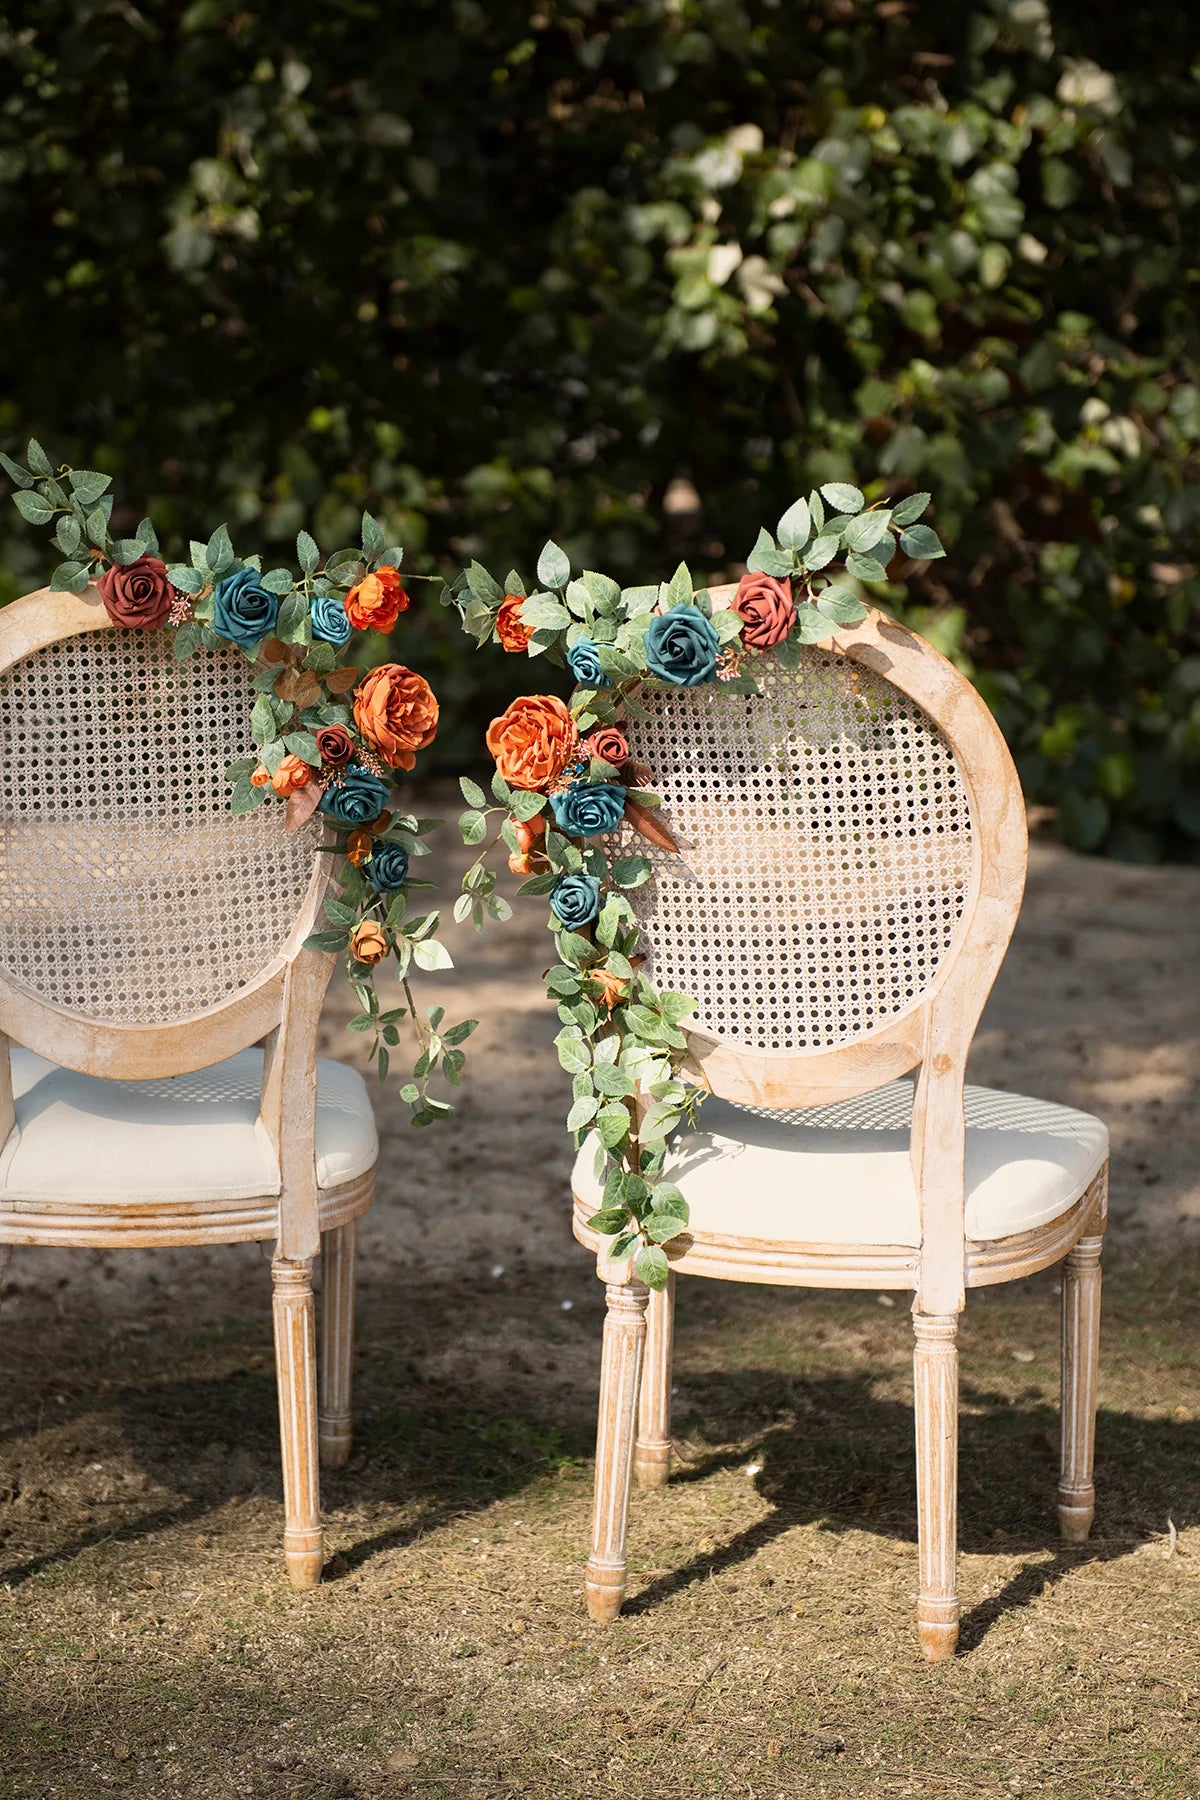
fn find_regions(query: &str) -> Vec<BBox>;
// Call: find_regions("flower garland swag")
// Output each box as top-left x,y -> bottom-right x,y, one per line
2,437 -> 475,1122
441,483 -> 945,1287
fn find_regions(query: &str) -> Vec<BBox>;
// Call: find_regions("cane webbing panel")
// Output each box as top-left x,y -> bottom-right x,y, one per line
0,628 -> 320,1023
614,648 -> 974,1053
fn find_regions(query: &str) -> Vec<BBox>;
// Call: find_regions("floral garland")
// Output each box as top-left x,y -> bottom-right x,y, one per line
2,437 -> 474,1120
443,483 -> 945,1286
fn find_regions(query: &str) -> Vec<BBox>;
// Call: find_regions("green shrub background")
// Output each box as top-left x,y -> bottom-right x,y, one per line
1,1 -> 1197,858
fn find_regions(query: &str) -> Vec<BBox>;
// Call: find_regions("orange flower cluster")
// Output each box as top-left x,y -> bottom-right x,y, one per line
353,663 -> 440,770
346,565 -> 409,634
486,695 -> 578,792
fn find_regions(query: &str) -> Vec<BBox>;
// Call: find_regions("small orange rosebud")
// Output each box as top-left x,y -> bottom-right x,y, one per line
347,829 -> 375,867
271,753 -> 313,798
250,764 -> 271,787
509,852 -> 534,876
349,920 -> 389,965
512,814 -> 546,854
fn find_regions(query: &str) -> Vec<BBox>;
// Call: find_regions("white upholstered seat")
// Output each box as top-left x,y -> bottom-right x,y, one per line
1,1048 -> 378,1203
573,1081 -> 1108,1249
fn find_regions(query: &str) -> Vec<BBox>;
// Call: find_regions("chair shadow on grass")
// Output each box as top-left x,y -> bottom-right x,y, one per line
3,1280 -> 1198,1660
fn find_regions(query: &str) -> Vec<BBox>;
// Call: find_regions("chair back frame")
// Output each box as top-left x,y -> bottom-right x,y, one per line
643,595 -> 1028,1313
0,585 -> 336,1259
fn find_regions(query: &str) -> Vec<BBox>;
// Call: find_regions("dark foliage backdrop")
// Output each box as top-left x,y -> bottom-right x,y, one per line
1,1 -> 1197,856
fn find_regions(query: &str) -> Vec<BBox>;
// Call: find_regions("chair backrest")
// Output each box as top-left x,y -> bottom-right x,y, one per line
0,586 -> 327,1080
617,598 -> 1027,1115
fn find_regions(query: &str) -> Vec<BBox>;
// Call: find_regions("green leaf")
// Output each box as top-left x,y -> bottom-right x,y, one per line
12,489 -> 55,525
586,1206 -> 630,1234
361,511 -> 387,559
459,775 -> 487,808
891,491 -> 932,527
174,620 -> 203,659
568,1096 -> 601,1132
537,539 -> 571,589
261,567 -> 294,595
295,528 -> 319,575
898,524 -> 945,560
276,590 -> 310,644
230,776 -> 270,815
283,731 -> 320,762
644,1212 -> 688,1244
712,607 -> 743,644
621,584 -> 659,615
466,560 -> 502,604
520,594 -> 571,630
583,569 -> 621,611
816,586 -> 869,625
509,788 -> 546,821
802,535 -> 840,571
205,523 -> 235,576
251,692 -> 278,744
776,497 -> 811,549
596,1105 -> 631,1151
844,552 -> 890,583
459,809 -> 487,845
0,451 -> 34,489
667,561 -> 693,608
652,1183 -> 688,1219
611,854 -> 652,888
820,481 -> 864,513
634,1245 -> 670,1290
303,928 -> 349,951
49,560 -> 89,593
842,510 -> 892,553
68,469 -> 112,507
54,514 -> 82,554
555,1030 -> 592,1075
413,938 -> 453,972
167,564 -> 204,595
593,1062 -> 634,1098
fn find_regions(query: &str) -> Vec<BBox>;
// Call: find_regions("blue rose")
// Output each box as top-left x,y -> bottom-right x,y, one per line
365,840 -> 410,892
311,589 -> 352,648
566,637 -> 610,688
549,872 -> 601,929
318,764 -> 392,826
212,566 -> 280,650
550,781 -> 626,839
644,605 -> 720,688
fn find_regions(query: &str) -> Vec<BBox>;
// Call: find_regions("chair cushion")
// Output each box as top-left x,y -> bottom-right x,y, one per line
1,1048 -> 378,1203
573,1081 -> 1108,1248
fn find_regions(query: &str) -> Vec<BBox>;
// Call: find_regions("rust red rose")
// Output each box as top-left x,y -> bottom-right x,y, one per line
732,571 -> 796,650
98,554 -> 175,630
315,724 -> 356,769
584,725 -> 630,770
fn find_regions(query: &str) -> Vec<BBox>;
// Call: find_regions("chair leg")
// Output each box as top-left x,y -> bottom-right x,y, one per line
1059,1231 -> 1103,1542
271,1255 -> 323,1589
635,1271 -> 675,1489
585,1279 -> 649,1624
913,1310 -> 959,1662
319,1222 -> 357,1469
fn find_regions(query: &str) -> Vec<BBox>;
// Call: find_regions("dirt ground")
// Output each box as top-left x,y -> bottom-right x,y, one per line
1,792 -> 1199,1800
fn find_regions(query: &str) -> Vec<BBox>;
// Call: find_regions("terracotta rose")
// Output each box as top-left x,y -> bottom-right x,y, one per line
353,663 -> 439,770
98,554 -> 175,629
495,596 -> 533,653
270,753 -> 312,798
732,571 -> 796,650
584,725 -> 630,770
345,565 -> 409,634
486,695 -> 578,792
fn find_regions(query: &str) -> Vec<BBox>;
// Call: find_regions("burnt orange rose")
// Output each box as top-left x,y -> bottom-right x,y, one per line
496,596 -> 533,653
352,663 -> 440,770
588,967 -> 631,1012
250,764 -> 271,788
350,920 -> 388,965
345,565 -> 409,634
486,695 -> 578,793
271,753 -> 313,797
512,814 -> 546,854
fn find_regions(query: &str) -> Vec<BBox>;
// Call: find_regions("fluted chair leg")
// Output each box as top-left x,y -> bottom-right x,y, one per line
1059,1231 -> 1103,1542
635,1272 -> 675,1488
319,1221 -> 358,1469
913,1310 -> 960,1661
272,1255 -> 323,1589
585,1279 -> 649,1623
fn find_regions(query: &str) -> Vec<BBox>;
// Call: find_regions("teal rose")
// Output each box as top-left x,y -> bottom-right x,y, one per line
318,765 -> 392,825
644,605 -> 719,687
550,781 -> 626,838
566,637 -> 609,687
311,590 -> 352,648
365,841 -> 410,893
549,872 -> 601,928
213,566 -> 280,650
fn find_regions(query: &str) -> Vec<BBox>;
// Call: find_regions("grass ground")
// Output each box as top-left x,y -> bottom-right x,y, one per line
2,1251 -> 1199,1800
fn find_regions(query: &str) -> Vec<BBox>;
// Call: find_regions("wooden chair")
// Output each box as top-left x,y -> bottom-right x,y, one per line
0,585 -> 378,1588
572,602 -> 1108,1659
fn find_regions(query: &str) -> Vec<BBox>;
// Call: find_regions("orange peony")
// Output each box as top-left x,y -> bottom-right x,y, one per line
352,663 -> 440,770
350,920 -> 388,965
486,695 -> 578,792
271,753 -> 313,798
345,565 -> 409,634
496,595 -> 533,653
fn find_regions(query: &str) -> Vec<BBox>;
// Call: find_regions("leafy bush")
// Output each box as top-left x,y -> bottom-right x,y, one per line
1,1 -> 1197,855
